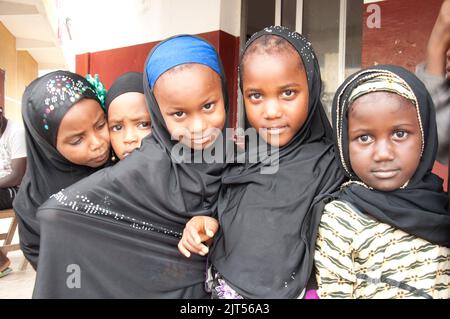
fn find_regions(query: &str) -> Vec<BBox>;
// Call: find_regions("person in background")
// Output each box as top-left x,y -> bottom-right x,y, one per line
0,102 -> 27,278
416,0 -> 450,165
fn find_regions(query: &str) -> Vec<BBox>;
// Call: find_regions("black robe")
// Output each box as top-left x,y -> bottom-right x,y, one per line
209,26 -> 345,299
33,35 -> 231,298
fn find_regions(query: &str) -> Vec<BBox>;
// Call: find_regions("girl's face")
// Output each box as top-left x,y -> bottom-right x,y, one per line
56,98 -> 110,168
108,92 -> 151,160
153,64 -> 226,150
348,92 -> 422,191
242,50 -> 309,147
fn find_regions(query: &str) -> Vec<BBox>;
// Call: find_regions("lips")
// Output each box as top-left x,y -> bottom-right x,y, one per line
92,151 -> 109,163
191,134 -> 213,145
122,148 -> 136,158
263,126 -> 288,135
371,169 -> 400,179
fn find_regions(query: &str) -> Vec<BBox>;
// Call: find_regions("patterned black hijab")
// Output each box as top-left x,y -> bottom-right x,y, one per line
33,35 -> 231,298
209,26 -> 344,299
334,65 -> 450,247
13,71 -> 104,269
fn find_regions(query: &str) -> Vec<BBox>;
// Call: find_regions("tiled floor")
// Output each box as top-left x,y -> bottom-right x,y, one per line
0,251 -> 35,299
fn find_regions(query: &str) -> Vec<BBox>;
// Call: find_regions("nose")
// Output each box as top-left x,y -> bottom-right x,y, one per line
123,127 -> 138,144
373,139 -> 395,162
263,99 -> 282,119
190,116 -> 207,137
90,132 -> 105,152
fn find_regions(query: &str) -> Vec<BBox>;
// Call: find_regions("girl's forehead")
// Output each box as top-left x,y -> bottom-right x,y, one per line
349,92 -> 417,117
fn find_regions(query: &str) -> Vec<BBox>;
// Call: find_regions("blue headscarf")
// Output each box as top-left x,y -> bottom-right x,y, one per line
146,35 -> 222,88
144,35 -> 228,153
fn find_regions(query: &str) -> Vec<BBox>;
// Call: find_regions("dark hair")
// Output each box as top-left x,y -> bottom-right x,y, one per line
240,34 -> 304,75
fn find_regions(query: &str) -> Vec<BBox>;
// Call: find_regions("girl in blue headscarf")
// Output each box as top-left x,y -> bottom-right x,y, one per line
32,35 -> 231,298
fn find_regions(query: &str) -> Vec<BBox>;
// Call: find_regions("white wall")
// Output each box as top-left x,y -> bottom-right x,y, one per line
60,0 -> 223,53
220,0 -> 241,37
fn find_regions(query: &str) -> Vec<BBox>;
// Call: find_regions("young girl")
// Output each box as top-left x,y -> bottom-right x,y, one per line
315,65 -> 450,299
179,26 -> 344,299
32,35 -> 230,298
105,72 -> 151,161
13,70 -> 110,269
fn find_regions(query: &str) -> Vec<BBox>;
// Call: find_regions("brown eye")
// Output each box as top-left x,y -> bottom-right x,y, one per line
203,103 -> 214,111
111,124 -> 122,132
249,93 -> 262,100
173,111 -> 185,119
138,121 -> 150,129
358,135 -> 373,144
393,131 -> 408,139
282,89 -> 295,98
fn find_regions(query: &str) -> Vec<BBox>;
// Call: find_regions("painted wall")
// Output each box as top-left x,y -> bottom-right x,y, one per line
75,0 -> 242,126
77,30 -> 240,128
0,22 -> 38,124
362,0 -> 442,71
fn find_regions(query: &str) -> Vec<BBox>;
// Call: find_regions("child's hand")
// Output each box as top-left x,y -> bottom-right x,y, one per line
178,216 -> 219,258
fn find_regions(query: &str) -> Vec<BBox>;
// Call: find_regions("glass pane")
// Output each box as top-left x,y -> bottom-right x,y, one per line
345,0 -> 363,77
281,0 -> 297,31
302,0 -> 340,117
244,0 -> 276,41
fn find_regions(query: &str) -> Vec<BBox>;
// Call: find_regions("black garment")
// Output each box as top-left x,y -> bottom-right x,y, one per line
209,26 -> 344,299
0,186 -> 18,210
333,65 -> 450,247
33,35 -> 231,298
105,72 -> 144,111
13,71 -> 104,269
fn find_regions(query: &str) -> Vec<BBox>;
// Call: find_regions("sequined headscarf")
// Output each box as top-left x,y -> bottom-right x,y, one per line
13,71 -> 105,269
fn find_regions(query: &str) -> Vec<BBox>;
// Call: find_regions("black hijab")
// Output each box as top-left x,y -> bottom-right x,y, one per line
209,26 -> 344,299
105,72 -> 144,112
13,70 -> 104,269
33,35 -> 231,298
334,64 -> 450,247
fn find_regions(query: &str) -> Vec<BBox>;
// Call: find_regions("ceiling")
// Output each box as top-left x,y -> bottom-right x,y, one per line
0,0 -> 67,70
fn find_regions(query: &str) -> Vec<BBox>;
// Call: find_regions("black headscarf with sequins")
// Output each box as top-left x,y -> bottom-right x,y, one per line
334,65 -> 450,246
209,26 -> 344,299
13,70 -> 105,269
32,35 -> 232,298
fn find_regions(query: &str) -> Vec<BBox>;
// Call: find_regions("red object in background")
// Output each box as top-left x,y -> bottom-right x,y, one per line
432,160 -> 448,192
76,30 -> 239,128
362,0 -> 443,72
